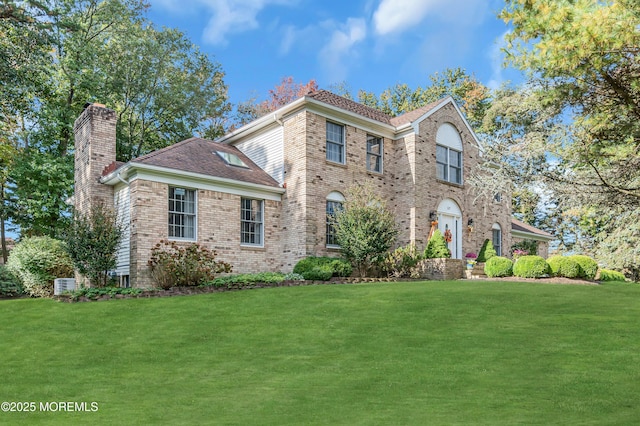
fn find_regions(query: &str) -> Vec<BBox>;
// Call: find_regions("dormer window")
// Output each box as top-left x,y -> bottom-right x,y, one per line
216,151 -> 249,168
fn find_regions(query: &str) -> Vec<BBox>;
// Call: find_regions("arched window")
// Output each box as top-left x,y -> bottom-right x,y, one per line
492,223 -> 502,256
326,191 -> 345,247
436,123 -> 463,184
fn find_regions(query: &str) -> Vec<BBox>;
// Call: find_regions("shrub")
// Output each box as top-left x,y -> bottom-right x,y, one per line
210,272 -> 286,287
147,240 -> 232,289
512,255 -> 550,278
293,256 -> 352,280
484,256 -> 514,277
303,265 -> 334,281
599,269 -> 626,282
424,230 -> 451,259
546,256 -> 581,278
384,243 -> 422,278
477,239 -> 497,262
0,265 -> 24,297
66,286 -> 142,301
65,204 -> 124,287
334,184 -> 398,277
283,272 -> 305,281
6,236 -> 74,297
568,255 -> 599,280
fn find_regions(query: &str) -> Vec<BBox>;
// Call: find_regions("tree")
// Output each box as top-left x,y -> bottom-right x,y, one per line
356,68 -> 491,128
2,0 -> 230,240
492,1 -> 640,273
65,203 -> 124,287
233,77 -> 318,128
6,150 -> 73,237
334,184 -> 398,277
0,143 -> 17,262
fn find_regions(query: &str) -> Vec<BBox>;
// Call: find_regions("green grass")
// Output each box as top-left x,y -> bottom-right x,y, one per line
1,280 -> 639,425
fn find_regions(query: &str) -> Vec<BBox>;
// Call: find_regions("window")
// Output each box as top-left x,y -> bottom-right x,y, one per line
366,135 -> 383,173
241,198 -> 263,246
494,192 -> 502,203
326,191 -> 345,247
168,187 -> 196,239
436,145 -> 462,184
326,122 -> 345,164
492,223 -> 502,256
216,151 -> 248,168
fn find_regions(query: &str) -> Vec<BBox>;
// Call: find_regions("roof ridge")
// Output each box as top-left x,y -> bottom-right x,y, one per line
132,137 -> 201,163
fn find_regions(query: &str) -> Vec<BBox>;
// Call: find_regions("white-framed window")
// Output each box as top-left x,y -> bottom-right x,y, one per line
241,198 -> 264,246
326,122 -> 345,164
366,135 -> 383,173
436,123 -> 463,184
436,145 -> 462,184
326,191 -> 345,247
492,223 -> 502,256
168,187 -> 196,240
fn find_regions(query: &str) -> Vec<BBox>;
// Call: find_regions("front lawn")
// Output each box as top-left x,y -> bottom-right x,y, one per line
1,281 -> 639,424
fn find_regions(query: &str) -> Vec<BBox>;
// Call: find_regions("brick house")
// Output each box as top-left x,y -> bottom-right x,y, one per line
74,91 -> 552,288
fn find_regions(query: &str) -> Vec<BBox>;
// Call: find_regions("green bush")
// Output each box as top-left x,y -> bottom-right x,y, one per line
568,255 -> 599,280
512,255 -> 550,278
147,240 -> 232,289
424,230 -> 451,259
210,272 -> 286,287
67,286 -> 142,300
0,265 -> 24,297
547,256 -> 581,278
511,239 -> 538,257
293,256 -> 352,280
484,256 -> 514,278
6,236 -> 74,297
477,239 -> 497,263
599,269 -> 626,282
383,243 -> 422,278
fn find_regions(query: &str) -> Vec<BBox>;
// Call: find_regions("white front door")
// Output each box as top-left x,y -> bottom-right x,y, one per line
437,199 -> 462,259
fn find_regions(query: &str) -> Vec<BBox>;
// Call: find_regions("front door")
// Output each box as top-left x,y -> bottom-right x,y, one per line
437,199 -> 462,259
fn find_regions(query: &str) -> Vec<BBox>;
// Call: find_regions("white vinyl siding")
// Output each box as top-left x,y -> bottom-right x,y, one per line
114,186 -> 130,276
236,125 -> 284,184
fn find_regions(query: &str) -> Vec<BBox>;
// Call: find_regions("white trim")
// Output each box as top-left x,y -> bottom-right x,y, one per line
410,97 -> 482,148
512,230 -> 554,242
102,163 -> 284,201
240,197 -> 265,248
168,186 -> 198,242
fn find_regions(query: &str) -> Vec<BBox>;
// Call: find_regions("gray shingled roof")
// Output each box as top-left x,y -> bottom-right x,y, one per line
124,137 -> 280,188
511,218 -> 553,238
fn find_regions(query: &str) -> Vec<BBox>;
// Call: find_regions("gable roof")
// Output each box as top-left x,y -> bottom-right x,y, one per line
389,99 -> 448,127
103,137 -> 280,189
306,90 -> 394,125
511,218 -> 554,241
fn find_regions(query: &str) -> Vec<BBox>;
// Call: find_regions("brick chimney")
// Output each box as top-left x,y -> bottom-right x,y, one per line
73,103 -> 116,216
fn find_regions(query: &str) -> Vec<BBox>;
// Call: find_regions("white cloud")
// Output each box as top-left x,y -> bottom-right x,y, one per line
152,0 -> 295,45
487,31 -> 509,90
373,0 -> 439,35
318,18 -> 367,82
373,0 -> 491,36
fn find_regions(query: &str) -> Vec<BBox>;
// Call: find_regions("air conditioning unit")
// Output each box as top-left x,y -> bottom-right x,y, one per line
54,278 -> 76,295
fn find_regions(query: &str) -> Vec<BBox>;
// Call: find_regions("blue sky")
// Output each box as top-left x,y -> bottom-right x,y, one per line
147,0 -> 523,106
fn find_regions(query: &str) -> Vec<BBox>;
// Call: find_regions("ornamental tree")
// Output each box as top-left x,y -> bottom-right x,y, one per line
334,184 -> 398,277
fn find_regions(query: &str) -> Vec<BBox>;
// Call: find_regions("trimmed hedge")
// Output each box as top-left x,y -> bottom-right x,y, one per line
484,256 -> 513,278
293,256 -> 352,281
513,255 -> 550,278
547,256 -> 581,278
599,269 -> 626,282
568,255 -> 598,280
477,239 -> 497,263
